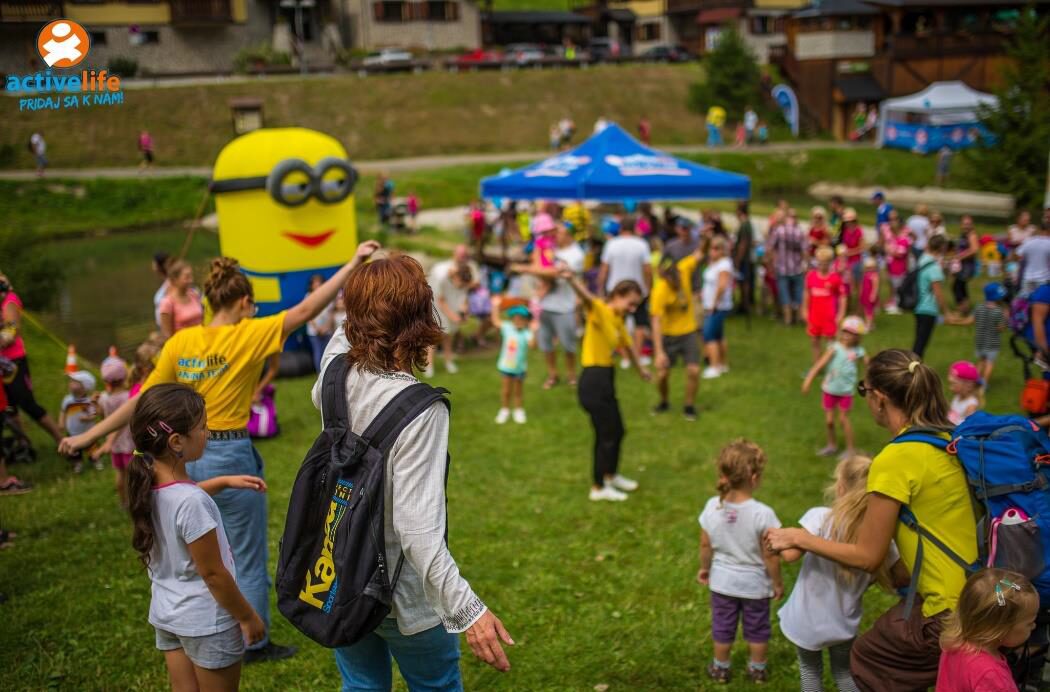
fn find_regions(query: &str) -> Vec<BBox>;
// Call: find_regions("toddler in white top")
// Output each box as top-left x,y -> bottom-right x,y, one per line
697,439 -> 782,685
947,360 -> 983,426
126,383 -> 268,689
777,455 -> 906,692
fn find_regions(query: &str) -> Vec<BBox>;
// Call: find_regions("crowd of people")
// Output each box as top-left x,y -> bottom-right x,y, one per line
1,185 -> 1049,691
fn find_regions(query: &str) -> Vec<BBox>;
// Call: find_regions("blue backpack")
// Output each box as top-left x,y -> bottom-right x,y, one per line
892,412 -> 1050,615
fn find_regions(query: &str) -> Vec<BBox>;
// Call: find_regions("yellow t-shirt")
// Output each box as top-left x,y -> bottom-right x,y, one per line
580,300 -> 630,368
867,430 -> 977,617
143,313 -> 286,431
650,255 -> 698,337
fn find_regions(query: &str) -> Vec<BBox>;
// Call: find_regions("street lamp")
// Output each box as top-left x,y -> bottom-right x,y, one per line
279,0 -> 316,75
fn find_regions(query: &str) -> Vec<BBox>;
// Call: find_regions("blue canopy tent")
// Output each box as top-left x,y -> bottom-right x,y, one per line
480,123 -> 750,202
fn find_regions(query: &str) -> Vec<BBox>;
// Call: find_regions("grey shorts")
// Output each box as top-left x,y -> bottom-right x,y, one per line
538,310 -> 578,354
155,625 -> 244,670
976,349 -> 1000,362
662,332 -> 701,367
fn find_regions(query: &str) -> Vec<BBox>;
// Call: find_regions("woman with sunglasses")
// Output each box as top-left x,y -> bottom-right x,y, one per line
60,241 -> 380,664
766,349 -> 975,691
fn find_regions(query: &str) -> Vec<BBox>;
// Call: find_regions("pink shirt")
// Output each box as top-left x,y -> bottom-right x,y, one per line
158,289 -> 204,334
1,292 -> 26,360
842,225 -> 864,266
936,649 -> 1017,692
886,231 -> 913,277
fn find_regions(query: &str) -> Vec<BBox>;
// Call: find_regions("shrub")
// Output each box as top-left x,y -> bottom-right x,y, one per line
108,56 -> 138,78
688,25 -> 762,122
234,43 -> 292,73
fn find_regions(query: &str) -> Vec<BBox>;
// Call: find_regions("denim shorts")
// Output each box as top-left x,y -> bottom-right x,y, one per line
976,349 -> 1000,362
776,274 -> 804,307
155,625 -> 244,670
702,310 -> 730,343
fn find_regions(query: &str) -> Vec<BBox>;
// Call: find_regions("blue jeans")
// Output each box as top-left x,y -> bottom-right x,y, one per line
335,620 -> 463,692
776,273 -> 804,308
308,333 -> 329,373
186,437 -> 270,649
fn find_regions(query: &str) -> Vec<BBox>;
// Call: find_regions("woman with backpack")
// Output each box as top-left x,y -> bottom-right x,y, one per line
311,253 -> 514,688
59,241 -> 381,665
766,349 -> 977,691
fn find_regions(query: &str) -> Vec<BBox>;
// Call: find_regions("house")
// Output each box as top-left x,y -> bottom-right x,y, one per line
0,0 -> 275,75
338,0 -> 481,50
666,0 -> 805,62
481,10 -> 590,47
771,0 -> 1050,138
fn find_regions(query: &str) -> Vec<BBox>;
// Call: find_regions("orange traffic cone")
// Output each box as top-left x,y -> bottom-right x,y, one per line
65,345 -> 78,374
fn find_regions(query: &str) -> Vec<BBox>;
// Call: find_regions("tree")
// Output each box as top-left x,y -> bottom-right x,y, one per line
961,8 -> 1049,211
688,25 -> 762,119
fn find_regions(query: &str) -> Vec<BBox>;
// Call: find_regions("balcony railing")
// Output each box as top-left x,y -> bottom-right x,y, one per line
884,32 -> 1009,59
0,0 -> 62,22
169,0 -> 232,23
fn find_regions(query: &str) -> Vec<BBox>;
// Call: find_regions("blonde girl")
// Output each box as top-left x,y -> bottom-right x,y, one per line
698,439 -> 782,685
937,569 -> 1038,691
777,455 -> 908,692
802,316 -> 868,457
947,360 -> 984,426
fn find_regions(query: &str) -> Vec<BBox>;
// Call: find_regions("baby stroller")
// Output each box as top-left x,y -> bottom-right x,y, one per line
0,357 -> 36,465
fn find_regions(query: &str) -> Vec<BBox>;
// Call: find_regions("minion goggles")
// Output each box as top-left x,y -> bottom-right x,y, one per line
209,157 -> 358,207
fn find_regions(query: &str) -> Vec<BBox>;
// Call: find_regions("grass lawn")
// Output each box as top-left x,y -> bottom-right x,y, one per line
1,290 -> 1022,690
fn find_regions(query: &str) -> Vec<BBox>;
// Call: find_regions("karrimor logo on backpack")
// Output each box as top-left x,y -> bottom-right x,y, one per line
299,479 -> 353,612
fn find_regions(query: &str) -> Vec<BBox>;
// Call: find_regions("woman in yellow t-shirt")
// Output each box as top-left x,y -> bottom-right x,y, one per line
563,271 -> 651,503
766,349 -> 975,691
60,241 -> 380,663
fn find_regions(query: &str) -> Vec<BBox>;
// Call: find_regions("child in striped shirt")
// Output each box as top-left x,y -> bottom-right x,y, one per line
953,283 -> 1008,388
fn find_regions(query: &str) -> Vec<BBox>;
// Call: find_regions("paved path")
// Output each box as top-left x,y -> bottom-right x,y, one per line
0,141 -> 871,181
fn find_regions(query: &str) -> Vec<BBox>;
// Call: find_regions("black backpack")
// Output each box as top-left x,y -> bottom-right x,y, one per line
275,356 -> 449,648
897,259 -> 934,312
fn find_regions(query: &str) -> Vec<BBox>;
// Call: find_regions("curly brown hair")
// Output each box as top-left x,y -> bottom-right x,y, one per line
203,257 -> 253,312
342,254 -> 444,373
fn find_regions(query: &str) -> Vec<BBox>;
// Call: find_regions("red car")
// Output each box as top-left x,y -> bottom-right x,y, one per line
454,49 -> 503,66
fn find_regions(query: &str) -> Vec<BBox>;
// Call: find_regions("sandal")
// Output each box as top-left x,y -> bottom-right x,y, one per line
0,478 -> 31,495
542,375 -> 559,390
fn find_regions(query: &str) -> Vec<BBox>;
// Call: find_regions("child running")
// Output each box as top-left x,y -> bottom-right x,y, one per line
127,383 -> 267,691
697,439 -> 783,685
93,355 -> 135,508
936,568 -> 1038,692
947,360 -> 983,426
494,302 -> 533,425
803,316 -> 868,457
802,246 -> 846,363
777,455 -> 905,692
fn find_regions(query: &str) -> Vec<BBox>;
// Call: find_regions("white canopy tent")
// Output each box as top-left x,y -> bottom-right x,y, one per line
876,81 -> 998,150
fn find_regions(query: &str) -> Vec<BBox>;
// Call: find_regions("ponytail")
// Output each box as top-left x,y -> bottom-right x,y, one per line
127,452 -> 156,569
867,349 -> 952,429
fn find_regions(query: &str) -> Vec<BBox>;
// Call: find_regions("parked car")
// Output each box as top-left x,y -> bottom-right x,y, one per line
362,48 -> 413,66
454,48 -> 503,66
588,37 -> 631,61
641,44 -> 696,63
504,43 -> 547,65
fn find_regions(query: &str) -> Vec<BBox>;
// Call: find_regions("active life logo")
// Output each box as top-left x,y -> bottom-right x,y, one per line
5,18 -> 125,112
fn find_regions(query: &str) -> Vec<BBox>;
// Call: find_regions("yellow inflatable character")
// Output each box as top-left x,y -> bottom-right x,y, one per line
211,128 -> 358,315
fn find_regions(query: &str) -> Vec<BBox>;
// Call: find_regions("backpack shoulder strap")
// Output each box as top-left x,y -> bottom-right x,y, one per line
320,355 -> 351,431
360,382 -> 451,456
890,426 -> 952,450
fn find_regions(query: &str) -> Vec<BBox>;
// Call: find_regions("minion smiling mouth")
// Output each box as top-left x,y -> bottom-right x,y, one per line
282,229 -> 335,248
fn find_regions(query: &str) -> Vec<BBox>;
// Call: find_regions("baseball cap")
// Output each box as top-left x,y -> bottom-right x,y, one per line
101,358 -> 128,384
68,370 -> 96,390
984,283 -> 1007,302
505,304 -> 531,319
841,316 -> 867,335
871,190 -> 885,200
949,360 -> 982,384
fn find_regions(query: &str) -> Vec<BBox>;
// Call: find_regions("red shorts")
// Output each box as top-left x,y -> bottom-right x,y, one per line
807,319 -> 836,338
822,392 -> 853,411
111,452 -> 133,471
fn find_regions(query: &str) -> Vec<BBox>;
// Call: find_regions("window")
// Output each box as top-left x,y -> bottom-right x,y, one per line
89,30 -> 107,46
373,1 -> 407,22
636,21 -> 661,41
426,1 -> 459,21
130,29 -> 160,45
749,16 -> 784,36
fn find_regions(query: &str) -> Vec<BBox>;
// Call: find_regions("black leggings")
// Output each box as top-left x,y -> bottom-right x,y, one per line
912,314 -> 937,359
577,367 -> 625,486
2,356 -> 47,421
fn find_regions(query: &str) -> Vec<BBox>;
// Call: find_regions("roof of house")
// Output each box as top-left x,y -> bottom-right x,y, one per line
834,74 -> 886,102
792,0 -> 879,17
484,10 -> 592,24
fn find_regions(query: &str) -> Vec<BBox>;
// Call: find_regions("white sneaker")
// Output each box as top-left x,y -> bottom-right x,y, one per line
639,355 -> 653,366
589,485 -> 628,502
610,474 -> 638,492
423,363 -> 435,378
885,305 -> 902,315
702,366 -> 722,380
512,408 -> 527,424
620,358 -> 631,370
494,408 -> 510,424
445,361 -> 459,374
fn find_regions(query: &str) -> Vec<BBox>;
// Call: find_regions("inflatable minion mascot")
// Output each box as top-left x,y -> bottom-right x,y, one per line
210,127 -> 358,316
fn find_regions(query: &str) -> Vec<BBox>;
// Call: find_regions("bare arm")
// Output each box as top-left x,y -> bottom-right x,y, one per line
697,530 -> 713,584
1,300 -> 20,343
597,263 -> 609,298
713,270 -> 730,310
252,353 -> 280,402
767,493 -> 900,572
802,347 -> 834,393
1033,303 -> 1050,354
932,280 -> 947,315
642,263 -> 653,293
282,241 -> 379,340
763,549 -> 784,600
159,310 -> 174,339
187,530 -> 265,644
197,475 -> 267,496
59,391 -> 139,454
562,271 -> 596,309
779,548 -> 805,563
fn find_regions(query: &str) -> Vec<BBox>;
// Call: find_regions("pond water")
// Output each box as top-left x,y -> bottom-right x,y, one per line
35,227 -> 220,362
